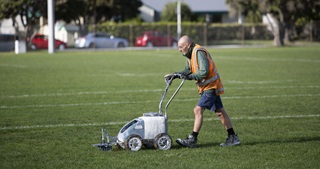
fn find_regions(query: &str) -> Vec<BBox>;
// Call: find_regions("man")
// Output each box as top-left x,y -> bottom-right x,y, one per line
165,35 -> 240,148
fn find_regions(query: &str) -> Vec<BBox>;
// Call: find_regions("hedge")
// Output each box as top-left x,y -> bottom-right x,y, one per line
94,22 -> 274,46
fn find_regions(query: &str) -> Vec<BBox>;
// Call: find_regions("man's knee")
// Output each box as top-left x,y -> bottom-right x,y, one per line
215,108 -> 226,117
194,106 -> 203,115
216,111 -> 223,117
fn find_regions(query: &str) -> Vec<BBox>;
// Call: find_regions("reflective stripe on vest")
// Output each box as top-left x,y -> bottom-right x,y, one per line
197,72 -> 220,86
215,87 -> 225,95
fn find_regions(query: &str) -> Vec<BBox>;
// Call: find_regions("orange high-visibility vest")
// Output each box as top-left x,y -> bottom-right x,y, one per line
188,44 -> 224,95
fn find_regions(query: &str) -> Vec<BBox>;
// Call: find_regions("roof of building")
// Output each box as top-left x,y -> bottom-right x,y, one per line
141,0 -> 229,13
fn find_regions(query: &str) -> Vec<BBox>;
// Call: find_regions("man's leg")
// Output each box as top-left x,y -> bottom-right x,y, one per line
176,106 -> 205,148
215,108 -> 232,130
216,108 -> 240,147
193,106 -> 205,132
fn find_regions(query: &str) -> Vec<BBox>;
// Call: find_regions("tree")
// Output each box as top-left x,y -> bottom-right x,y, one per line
0,0 -> 142,40
54,0 -> 86,24
112,0 -> 142,22
227,0 -> 262,23
84,0 -> 142,23
226,0 -> 320,46
161,2 -> 192,22
0,0 -> 47,48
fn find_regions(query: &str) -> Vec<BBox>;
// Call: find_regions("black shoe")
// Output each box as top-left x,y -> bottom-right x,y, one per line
220,134 -> 241,147
176,134 -> 197,148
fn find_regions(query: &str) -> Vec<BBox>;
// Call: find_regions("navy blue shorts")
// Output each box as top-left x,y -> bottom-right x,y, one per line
197,91 -> 224,112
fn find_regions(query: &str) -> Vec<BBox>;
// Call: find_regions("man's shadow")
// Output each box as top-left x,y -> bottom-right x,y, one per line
171,136 -> 320,149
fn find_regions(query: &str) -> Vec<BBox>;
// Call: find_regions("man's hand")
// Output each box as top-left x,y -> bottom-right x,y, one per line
165,73 -> 193,81
181,73 -> 193,80
164,73 -> 184,80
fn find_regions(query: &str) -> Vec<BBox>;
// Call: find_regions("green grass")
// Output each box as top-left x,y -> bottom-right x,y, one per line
0,46 -> 320,169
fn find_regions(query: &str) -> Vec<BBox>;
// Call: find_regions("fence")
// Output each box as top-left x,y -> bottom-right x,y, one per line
95,22 -> 274,46
1,21 -> 318,48
94,22 -> 320,46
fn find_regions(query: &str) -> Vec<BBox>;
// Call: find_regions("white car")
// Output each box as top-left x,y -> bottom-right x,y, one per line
75,32 -> 128,48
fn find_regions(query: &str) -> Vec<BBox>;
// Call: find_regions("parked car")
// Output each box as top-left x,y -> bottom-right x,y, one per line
30,34 -> 67,50
135,31 -> 177,47
75,32 -> 128,48
0,34 -> 15,52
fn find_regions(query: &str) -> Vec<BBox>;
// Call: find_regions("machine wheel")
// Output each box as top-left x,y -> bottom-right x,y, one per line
89,43 -> 95,48
58,44 -> 66,51
154,133 -> 172,150
126,135 -> 143,151
31,44 -> 37,50
117,42 -> 125,48
146,42 -> 153,47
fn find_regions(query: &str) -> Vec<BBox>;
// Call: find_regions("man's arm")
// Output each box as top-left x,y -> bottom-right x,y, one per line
175,60 -> 192,75
188,50 -> 209,81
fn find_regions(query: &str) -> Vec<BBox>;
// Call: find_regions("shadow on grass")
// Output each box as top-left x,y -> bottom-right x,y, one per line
243,136 -> 320,146
170,142 -> 220,149
99,136 -> 320,152
170,136 -> 320,149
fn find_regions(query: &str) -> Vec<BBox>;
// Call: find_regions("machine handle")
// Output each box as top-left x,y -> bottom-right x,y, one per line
158,75 -> 185,116
164,79 -> 185,116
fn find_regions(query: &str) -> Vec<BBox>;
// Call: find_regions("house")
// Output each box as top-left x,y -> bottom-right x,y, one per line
0,16 -> 27,52
139,0 -> 238,23
0,17 -> 80,47
0,16 -> 25,34
38,20 -> 80,47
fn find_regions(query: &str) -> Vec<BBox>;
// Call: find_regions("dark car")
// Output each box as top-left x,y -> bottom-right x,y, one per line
30,34 -> 67,50
135,31 -> 177,47
0,34 -> 15,52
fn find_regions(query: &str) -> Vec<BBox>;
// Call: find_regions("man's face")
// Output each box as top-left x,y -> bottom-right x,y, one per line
178,41 -> 190,55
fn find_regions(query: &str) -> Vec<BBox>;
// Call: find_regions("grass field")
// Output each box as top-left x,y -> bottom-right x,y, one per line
0,46 -> 320,169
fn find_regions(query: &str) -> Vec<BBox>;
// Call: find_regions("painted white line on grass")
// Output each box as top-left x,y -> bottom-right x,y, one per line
226,80 -> 296,84
1,89 -> 164,98
223,93 -> 320,99
219,56 -> 320,63
0,64 -> 27,68
1,114 -> 319,131
0,101 -> 147,109
1,93 -> 320,109
2,85 -> 319,98
1,93 -> 319,109
117,73 -> 161,77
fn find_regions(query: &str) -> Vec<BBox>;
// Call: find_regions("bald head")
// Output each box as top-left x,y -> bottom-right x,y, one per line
178,35 -> 192,55
178,35 -> 191,46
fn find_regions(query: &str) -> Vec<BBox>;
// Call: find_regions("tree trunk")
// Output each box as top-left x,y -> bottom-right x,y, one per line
284,23 -> 291,44
278,22 -> 285,46
277,9 -> 285,46
273,26 -> 282,46
265,13 -> 282,46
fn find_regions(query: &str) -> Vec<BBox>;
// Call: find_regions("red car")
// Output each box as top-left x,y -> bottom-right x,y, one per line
135,31 -> 177,47
30,34 -> 67,50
